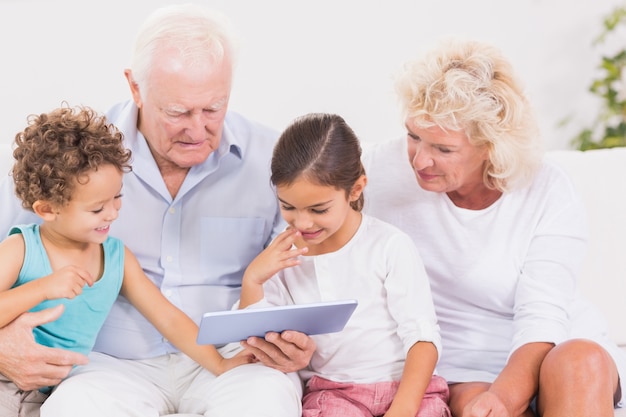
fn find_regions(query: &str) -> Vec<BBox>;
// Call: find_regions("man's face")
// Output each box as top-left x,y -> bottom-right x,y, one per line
129,51 -> 233,171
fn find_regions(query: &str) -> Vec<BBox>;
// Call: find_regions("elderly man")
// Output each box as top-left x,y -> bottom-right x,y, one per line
0,4 -> 314,416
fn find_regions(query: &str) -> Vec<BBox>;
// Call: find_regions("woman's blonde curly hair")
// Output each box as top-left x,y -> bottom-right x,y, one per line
395,38 -> 543,192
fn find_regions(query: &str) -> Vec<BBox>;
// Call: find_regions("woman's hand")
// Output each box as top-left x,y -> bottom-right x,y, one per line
462,391 -> 512,417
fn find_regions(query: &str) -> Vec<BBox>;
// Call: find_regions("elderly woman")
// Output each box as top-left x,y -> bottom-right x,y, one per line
363,38 -> 626,417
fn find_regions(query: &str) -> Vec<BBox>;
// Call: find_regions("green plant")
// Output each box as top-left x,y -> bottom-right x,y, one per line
572,5 -> 626,150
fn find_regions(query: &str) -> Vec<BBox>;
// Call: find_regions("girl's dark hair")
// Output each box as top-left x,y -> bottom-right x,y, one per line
12,105 -> 132,210
271,113 -> 366,211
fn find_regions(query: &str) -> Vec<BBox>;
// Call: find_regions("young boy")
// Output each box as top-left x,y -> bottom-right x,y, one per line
0,105 -> 253,416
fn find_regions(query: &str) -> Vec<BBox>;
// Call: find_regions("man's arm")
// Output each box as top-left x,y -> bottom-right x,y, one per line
241,330 -> 315,373
0,305 -> 88,391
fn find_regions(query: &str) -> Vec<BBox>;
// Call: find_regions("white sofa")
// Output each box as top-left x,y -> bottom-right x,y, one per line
0,143 -> 625,415
545,148 -> 626,417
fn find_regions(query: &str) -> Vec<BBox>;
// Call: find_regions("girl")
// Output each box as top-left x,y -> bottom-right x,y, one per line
239,113 -> 450,417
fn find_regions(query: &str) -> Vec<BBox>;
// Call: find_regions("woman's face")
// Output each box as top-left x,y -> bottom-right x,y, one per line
405,119 -> 488,195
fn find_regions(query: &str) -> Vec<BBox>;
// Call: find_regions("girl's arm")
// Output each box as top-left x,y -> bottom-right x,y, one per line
385,341 -> 438,417
382,231 -> 443,417
240,228 -> 306,308
120,247 -> 254,375
0,234 -> 94,327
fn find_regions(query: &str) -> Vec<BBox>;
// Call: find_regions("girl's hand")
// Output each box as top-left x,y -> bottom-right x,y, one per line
39,265 -> 94,300
244,228 -> 308,286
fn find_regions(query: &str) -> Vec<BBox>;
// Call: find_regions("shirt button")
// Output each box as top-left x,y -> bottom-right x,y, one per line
169,207 -> 176,214
166,256 -> 173,262
165,289 -> 173,297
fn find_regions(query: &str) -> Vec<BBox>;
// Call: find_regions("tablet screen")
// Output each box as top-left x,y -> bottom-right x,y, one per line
197,299 -> 358,345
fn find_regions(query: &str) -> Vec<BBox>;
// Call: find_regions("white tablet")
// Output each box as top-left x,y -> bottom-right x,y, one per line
197,299 -> 358,345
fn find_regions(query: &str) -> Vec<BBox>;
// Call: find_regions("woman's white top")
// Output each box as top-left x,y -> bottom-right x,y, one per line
362,136 -> 626,384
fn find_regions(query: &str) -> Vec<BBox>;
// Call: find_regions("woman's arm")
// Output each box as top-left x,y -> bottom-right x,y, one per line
460,342 -> 553,417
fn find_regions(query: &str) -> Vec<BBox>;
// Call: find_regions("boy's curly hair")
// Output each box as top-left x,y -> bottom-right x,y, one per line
12,105 -> 132,211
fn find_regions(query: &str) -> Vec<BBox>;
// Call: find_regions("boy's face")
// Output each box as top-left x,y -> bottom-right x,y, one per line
49,164 -> 124,245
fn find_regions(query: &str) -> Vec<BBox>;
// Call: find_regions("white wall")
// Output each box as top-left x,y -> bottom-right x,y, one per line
0,0 -> 623,150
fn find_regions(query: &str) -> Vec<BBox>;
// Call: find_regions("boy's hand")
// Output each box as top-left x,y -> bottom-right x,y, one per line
40,265 -> 94,300
215,349 -> 257,375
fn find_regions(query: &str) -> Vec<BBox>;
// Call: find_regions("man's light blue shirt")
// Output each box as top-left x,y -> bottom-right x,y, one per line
0,100 -> 285,359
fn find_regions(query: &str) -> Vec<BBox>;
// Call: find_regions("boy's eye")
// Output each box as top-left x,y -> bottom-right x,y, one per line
312,208 -> 329,214
92,207 -> 104,214
280,204 -> 294,211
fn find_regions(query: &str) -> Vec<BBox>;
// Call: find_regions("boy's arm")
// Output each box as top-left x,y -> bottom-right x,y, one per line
385,341 -> 438,417
0,234 -> 36,327
120,247 -> 253,375
0,235 -> 94,328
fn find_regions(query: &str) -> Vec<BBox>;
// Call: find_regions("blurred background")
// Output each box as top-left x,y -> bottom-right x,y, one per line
1,0 -> 624,149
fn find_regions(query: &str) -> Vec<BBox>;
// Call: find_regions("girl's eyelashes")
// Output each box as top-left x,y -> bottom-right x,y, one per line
279,205 -> 329,215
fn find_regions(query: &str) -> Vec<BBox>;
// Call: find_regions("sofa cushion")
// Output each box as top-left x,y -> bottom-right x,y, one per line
546,148 -> 626,346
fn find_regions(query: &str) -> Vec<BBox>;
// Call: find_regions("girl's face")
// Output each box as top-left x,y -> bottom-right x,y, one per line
45,164 -> 124,246
405,120 -> 489,196
276,175 -> 365,255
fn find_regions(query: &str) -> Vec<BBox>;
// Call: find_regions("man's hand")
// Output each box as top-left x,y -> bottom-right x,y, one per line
241,330 -> 315,373
0,305 -> 88,391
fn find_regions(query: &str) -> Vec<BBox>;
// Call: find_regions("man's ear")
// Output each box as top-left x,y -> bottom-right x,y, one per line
124,69 -> 143,108
349,175 -> 368,202
32,200 -> 58,221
